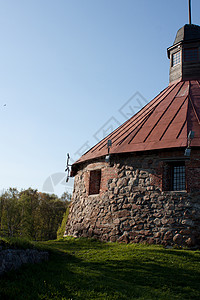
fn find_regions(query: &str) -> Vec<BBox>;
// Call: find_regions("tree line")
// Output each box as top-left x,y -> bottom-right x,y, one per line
0,188 -> 71,241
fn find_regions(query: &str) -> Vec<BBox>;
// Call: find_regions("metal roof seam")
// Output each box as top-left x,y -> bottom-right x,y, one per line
105,83 -> 177,145
91,121 -> 130,153
176,119 -> 187,139
97,103 -> 158,149
93,98 -> 157,152
92,82 -> 181,153
89,101 -> 145,153
126,112 -> 154,145
159,94 -> 189,141
90,119 -> 128,153
99,83 -> 178,149
113,108 -> 156,145
143,81 -> 185,143
72,79 -> 200,168
116,107 -> 156,146
188,94 -> 200,125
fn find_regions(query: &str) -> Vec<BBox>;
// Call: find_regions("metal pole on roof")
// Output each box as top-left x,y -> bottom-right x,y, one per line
188,0 -> 192,24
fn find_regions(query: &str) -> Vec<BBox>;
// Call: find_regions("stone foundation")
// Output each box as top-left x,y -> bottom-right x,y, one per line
65,151 -> 200,247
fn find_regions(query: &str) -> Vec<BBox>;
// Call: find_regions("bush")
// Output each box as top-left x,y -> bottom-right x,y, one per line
57,207 -> 70,239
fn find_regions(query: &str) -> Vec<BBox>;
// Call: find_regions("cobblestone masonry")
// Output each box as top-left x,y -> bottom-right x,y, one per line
65,150 -> 200,247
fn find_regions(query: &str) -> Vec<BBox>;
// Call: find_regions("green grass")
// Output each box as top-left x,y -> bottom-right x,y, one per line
0,237 -> 200,300
0,236 -> 37,250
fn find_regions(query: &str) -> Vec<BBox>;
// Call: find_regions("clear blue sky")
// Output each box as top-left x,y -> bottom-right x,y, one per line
0,0 -> 200,196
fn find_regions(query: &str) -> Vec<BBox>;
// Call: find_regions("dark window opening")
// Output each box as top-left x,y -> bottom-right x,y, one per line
184,48 -> 198,62
172,163 -> 185,191
163,161 -> 186,191
89,170 -> 101,195
172,51 -> 181,66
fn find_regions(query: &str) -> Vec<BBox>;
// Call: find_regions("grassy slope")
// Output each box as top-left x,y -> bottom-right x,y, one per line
0,237 -> 200,300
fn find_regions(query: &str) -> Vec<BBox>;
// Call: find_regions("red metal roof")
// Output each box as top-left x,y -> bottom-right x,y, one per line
73,80 -> 200,167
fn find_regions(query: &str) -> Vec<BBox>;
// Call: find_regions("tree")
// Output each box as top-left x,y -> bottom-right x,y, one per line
18,188 -> 39,239
0,188 -> 21,237
60,191 -> 71,203
0,188 -> 70,241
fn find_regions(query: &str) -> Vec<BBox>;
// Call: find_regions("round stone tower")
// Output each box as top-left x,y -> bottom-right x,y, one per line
65,24 -> 200,247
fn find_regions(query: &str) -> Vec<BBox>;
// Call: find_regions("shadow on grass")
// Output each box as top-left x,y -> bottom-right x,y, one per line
43,237 -> 109,252
0,239 -> 200,300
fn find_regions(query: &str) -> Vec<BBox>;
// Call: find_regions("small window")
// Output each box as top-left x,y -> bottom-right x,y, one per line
184,48 -> 198,62
89,170 -> 101,195
172,163 -> 185,191
172,51 -> 181,66
163,161 -> 186,191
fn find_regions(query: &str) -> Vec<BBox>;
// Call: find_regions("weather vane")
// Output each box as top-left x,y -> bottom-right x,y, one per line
65,153 -> 72,182
188,0 -> 192,24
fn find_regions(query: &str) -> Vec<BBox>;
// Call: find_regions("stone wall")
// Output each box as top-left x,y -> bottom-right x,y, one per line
0,249 -> 49,276
65,150 -> 200,247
